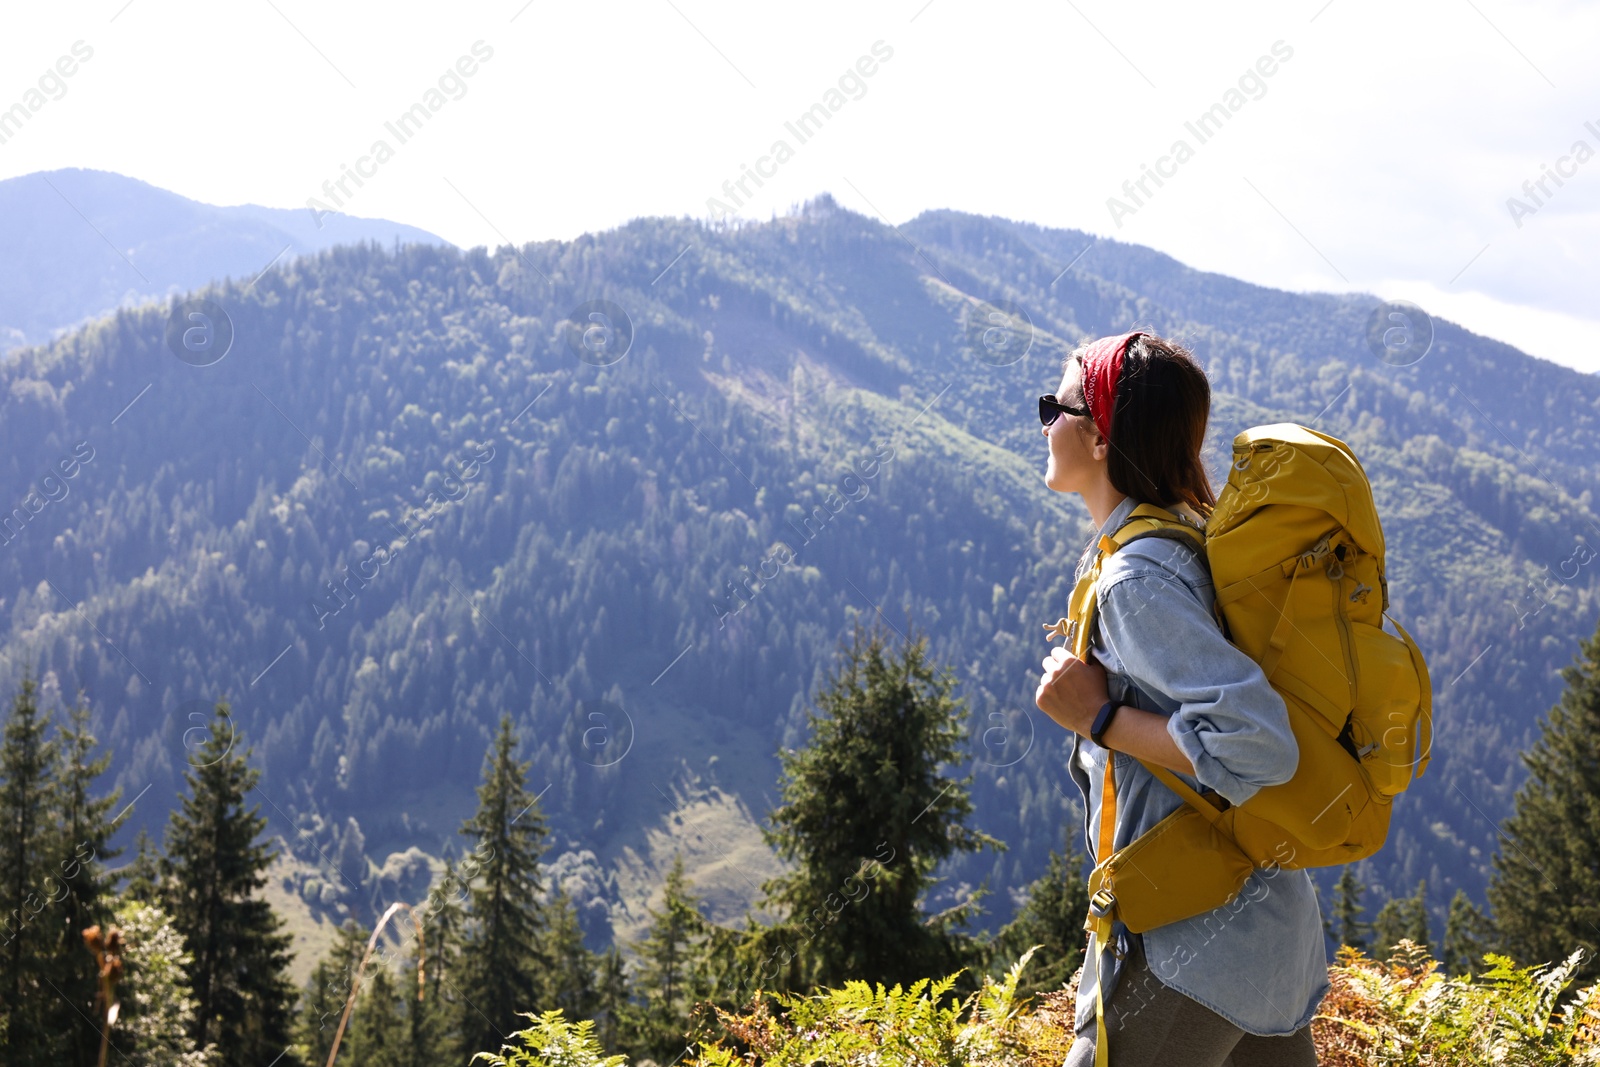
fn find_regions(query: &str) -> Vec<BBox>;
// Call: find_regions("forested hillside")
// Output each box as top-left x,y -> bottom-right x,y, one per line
1,193 -> 1596,949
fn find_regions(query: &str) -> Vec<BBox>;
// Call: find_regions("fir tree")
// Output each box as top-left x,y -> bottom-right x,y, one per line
1371,879 -> 1431,959
348,962 -> 405,1067
164,700 -> 300,1066
397,953 -> 437,1067
122,827 -> 165,903
459,715 -> 550,1054
592,946 -> 631,1056
0,672 -> 61,1067
546,885 -> 598,1022
1488,615 -> 1600,979
1441,887 -> 1493,976
52,696 -> 125,1066
990,838 -> 1091,998
756,623 -> 1004,994
412,859 -> 467,1065
295,919 -> 369,1067
1328,866 -> 1370,953
630,852 -> 710,1060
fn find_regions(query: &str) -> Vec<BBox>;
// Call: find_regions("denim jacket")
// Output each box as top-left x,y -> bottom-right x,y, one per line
1068,494 -> 1330,1037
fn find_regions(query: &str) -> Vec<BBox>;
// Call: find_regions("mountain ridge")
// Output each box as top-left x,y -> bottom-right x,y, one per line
0,192 -> 1594,954
0,167 -> 453,351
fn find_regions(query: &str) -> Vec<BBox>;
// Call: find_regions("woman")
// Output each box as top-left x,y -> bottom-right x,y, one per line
1034,330 -> 1327,1066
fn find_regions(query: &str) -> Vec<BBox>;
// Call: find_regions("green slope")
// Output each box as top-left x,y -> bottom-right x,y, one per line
1,196 -> 1595,947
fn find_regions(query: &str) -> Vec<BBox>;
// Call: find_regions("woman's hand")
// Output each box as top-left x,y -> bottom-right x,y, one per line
1035,646 -> 1110,736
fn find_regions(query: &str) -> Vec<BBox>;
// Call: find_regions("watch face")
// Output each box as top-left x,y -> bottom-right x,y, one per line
1091,700 -> 1118,744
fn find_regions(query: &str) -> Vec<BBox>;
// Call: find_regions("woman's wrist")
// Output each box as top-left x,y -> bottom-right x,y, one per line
1095,704 -> 1197,776
1089,700 -> 1122,746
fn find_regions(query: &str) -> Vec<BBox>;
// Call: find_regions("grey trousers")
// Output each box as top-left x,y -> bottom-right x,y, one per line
1064,938 -> 1319,1067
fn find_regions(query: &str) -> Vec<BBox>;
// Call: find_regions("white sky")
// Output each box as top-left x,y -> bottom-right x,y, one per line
4,0 -> 1597,371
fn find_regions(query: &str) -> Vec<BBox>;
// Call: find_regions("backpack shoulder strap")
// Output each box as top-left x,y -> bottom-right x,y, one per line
1044,503 -> 1206,655
1111,503 -> 1203,548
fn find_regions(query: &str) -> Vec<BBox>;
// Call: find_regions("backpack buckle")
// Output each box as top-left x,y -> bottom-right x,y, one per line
1089,888 -> 1117,918
1298,534 -> 1334,570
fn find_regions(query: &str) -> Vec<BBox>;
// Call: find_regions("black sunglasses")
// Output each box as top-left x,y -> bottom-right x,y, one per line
1039,394 -> 1090,427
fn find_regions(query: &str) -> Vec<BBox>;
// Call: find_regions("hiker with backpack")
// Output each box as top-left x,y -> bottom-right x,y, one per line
1033,330 -> 1432,1066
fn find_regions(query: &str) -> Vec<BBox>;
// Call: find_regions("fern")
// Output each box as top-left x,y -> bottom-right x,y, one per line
1313,940 -> 1600,1066
692,948 -> 1046,1066
470,943 -> 1600,1066
471,1010 -> 627,1067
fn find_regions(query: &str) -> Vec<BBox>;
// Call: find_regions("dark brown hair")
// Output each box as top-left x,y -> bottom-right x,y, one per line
1065,332 -> 1216,515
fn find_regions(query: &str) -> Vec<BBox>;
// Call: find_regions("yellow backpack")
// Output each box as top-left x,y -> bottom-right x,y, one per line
1050,424 -> 1432,1064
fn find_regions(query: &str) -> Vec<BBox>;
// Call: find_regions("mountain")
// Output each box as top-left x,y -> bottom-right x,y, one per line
1,191 -> 1596,955
0,167 -> 452,351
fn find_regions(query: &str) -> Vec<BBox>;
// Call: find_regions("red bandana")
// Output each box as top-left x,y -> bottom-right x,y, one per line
1079,330 -> 1141,441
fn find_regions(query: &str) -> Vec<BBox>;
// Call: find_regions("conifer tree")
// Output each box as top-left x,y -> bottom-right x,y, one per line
397,953 -> 437,1067
52,697 -> 125,1066
757,623 -> 1003,994
348,962 -> 405,1067
459,715 -> 550,1054
990,838 -> 1091,998
0,672 -> 61,1067
592,946 -> 632,1055
1371,879 -> 1431,959
1328,866 -> 1370,953
546,885 -> 598,1022
412,859 -> 466,1065
122,828 -> 165,903
1441,888 -> 1493,976
1489,616 -> 1600,979
630,852 -> 710,1060
295,919 -> 369,1067
164,701 -> 299,1066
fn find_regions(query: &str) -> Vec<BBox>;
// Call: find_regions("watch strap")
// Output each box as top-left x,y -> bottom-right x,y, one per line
1090,699 -> 1121,747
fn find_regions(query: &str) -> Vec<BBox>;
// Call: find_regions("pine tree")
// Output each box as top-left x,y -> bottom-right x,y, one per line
990,839 -> 1091,998
164,700 -> 300,1066
1442,888 -> 1493,976
630,852 -> 710,1060
1489,615 -> 1600,979
0,672 -> 62,1067
756,623 -> 1004,994
546,885 -> 598,1022
1371,879 -> 1431,959
52,696 -> 126,1067
122,828 -> 165,903
459,715 -> 550,1054
1328,866 -> 1370,953
411,859 -> 466,1065
295,919 -> 369,1067
397,953 -> 437,1067
348,962 -> 405,1067
592,946 -> 631,1055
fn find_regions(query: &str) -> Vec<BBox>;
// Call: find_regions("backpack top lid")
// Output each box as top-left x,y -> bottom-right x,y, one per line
1207,422 -> 1386,564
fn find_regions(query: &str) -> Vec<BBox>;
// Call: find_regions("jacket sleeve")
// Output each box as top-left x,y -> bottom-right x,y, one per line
1095,569 -> 1299,807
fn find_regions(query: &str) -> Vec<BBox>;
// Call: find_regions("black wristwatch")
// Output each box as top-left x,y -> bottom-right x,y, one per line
1090,699 -> 1121,748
